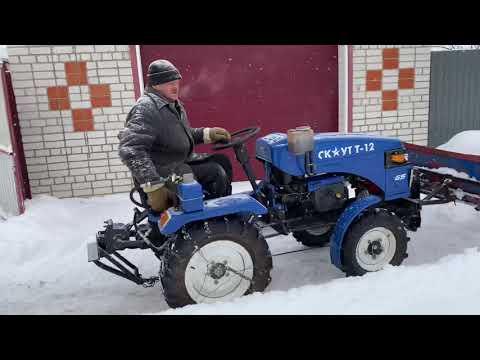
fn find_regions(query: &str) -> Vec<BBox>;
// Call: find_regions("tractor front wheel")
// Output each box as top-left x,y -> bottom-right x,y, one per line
160,216 -> 273,308
342,209 -> 408,277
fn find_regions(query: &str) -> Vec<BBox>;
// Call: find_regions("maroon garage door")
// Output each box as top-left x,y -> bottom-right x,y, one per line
139,45 -> 339,181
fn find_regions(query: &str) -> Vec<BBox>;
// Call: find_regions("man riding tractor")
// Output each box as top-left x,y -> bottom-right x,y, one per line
118,59 -> 233,244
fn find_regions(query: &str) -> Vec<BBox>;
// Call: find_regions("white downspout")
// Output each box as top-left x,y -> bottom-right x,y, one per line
135,45 -> 144,98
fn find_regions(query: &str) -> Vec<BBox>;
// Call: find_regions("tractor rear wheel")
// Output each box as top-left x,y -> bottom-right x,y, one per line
293,227 -> 331,247
342,209 -> 408,277
160,216 -> 273,308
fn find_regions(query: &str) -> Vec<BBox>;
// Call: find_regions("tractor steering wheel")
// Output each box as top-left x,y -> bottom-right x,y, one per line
212,127 -> 261,151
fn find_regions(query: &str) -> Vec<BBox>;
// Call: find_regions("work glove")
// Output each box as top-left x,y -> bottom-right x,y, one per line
208,127 -> 231,144
144,184 -> 175,213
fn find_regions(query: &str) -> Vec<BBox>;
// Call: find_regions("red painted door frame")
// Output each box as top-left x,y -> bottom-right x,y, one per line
1,61 -> 31,213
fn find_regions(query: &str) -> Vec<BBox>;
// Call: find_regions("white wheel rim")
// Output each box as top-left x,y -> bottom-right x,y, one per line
355,227 -> 396,272
184,240 -> 254,304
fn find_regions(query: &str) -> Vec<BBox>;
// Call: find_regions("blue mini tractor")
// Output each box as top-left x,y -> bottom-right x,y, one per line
88,126 -> 424,308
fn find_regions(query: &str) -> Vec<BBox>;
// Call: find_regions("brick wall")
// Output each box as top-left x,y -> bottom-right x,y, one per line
351,45 -> 431,145
7,45 -> 136,198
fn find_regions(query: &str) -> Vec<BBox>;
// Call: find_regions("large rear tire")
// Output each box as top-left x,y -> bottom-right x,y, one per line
292,227 -> 331,248
160,216 -> 273,308
342,209 -> 408,277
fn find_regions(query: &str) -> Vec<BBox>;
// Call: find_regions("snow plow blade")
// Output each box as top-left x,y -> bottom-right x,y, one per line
406,143 -> 480,210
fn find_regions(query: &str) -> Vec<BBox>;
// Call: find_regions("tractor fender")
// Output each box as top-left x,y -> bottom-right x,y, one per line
329,195 -> 383,270
153,193 -> 268,235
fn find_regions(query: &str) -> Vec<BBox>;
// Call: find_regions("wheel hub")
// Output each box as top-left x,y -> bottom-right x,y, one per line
367,240 -> 384,257
208,262 -> 227,279
355,227 -> 397,272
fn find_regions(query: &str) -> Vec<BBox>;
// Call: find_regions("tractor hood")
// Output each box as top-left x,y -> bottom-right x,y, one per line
256,132 -> 409,194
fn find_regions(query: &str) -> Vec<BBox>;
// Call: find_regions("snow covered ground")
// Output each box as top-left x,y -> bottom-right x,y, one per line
0,181 -> 479,315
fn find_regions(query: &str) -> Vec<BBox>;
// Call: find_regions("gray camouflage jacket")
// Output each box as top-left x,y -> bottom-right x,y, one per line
118,87 -> 206,185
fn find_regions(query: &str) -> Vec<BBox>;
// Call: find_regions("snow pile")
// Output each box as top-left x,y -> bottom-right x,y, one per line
159,248 -> 480,315
422,166 -> 478,182
0,205 -> 10,221
0,144 -> 12,154
437,131 -> 480,156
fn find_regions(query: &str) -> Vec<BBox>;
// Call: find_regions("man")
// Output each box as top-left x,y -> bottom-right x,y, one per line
118,59 -> 233,214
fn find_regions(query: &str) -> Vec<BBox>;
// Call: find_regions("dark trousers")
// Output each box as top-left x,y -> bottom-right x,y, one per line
187,153 -> 233,199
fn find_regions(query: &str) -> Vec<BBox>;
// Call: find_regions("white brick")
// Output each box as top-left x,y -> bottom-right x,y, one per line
95,173 -> 106,180
53,46 -> 73,54
66,139 -> 86,147
31,186 -> 51,193
94,187 -> 113,195
30,47 -> 52,55
99,76 -> 119,84
398,135 -> 413,142
43,133 -> 64,142
53,191 -> 73,198
106,173 -> 117,180
47,155 -> 67,164
97,61 -> 117,69
89,159 -> 109,167
398,116 -> 413,123
382,82 -> 397,90
98,68 -> 118,76
366,63 -> 382,70
116,45 -> 130,52
68,154 -> 88,162
414,108 -> 428,115
75,45 -> 95,53
393,123 -> 401,129
40,179 -> 54,186
95,45 -> 116,53
117,61 -> 132,68
414,128 -> 428,134
33,63 -> 54,72
12,72 -> 34,81
14,80 -> 35,89
366,118 -> 381,125
10,64 -> 32,72
73,188 -> 93,197
383,77 -> 399,84
119,68 -> 132,76
398,128 -> 412,135
48,162 -> 68,171
7,47 -> 29,56
19,56 -> 36,63
400,48 -> 415,55
70,168 -> 90,176
113,185 -> 131,193
54,177 -> 65,184
110,84 -> 125,91
413,134 -> 428,141
34,79 -> 57,87
366,49 -> 381,56
366,56 -> 382,63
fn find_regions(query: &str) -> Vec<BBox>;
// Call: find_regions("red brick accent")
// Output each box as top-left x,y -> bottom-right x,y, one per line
90,84 -> 112,108
47,86 -> 70,110
382,99 -> 398,111
383,48 -> 399,70
383,90 -> 398,101
65,61 -> 88,86
399,78 -> 415,89
72,109 -> 94,132
366,70 -> 382,91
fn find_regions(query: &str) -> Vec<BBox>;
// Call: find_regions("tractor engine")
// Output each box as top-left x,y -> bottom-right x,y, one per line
269,166 -> 349,218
